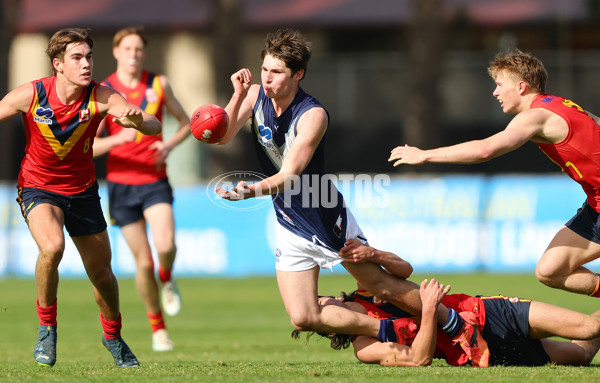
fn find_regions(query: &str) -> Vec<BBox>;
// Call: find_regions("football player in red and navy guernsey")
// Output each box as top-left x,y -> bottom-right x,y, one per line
390,50 -> 600,305
0,27 -> 160,368
93,27 -> 191,353
296,241 -> 600,367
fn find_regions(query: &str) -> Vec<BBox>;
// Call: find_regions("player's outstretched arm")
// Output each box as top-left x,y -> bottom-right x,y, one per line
98,85 -> 161,135
353,279 -> 449,367
388,110 -> 545,167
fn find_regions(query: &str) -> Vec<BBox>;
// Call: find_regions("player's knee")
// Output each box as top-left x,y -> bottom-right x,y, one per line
39,240 -> 65,259
289,313 -> 319,331
37,241 -> 65,267
87,266 -> 116,287
155,241 -> 176,257
362,281 -> 392,301
535,262 -> 560,287
580,315 -> 600,339
135,254 -> 155,274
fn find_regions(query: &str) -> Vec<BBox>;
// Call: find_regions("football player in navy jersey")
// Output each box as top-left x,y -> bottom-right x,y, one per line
216,29 -> 489,366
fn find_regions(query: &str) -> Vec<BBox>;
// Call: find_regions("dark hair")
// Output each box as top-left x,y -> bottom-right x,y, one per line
487,50 -> 548,93
261,28 -> 312,80
291,329 -> 354,351
46,28 -> 93,74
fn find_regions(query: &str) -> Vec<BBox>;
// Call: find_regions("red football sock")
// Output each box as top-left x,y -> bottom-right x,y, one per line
36,298 -> 57,326
100,313 -> 122,339
158,266 -> 172,283
148,310 -> 166,333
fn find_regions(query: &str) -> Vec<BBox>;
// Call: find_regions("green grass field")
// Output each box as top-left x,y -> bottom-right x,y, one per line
1,273 -> 600,382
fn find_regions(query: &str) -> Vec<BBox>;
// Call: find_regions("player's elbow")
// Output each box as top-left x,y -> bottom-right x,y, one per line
143,122 -> 161,136
411,354 -> 433,367
390,354 -> 432,367
374,352 -> 432,367
355,349 -> 381,365
473,145 -> 497,163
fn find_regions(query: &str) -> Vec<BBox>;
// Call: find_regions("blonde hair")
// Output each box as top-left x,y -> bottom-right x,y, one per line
487,50 -> 548,93
112,27 -> 147,48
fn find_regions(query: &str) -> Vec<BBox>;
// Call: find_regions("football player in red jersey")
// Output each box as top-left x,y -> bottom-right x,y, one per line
93,27 -> 191,352
390,50 -> 600,303
0,28 -> 160,368
296,241 -> 600,367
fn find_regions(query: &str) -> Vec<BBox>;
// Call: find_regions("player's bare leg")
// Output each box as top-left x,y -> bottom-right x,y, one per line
74,231 -> 139,367
276,267 -> 381,335
145,203 -> 180,317
536,226 -> 600,295
121,219 -> 161,313
73,231 -> 120,319
528,303 -> 600,340
28,204 -> 66,308
27,204 -> 66,367
540,336 -> 600,366
121,217 -> 173,351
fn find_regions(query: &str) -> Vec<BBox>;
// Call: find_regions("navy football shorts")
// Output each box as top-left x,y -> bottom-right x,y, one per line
565,201 -> 600,244
17,182 -> 107,237
480,296 -> 550,366
107,178 -> 174,227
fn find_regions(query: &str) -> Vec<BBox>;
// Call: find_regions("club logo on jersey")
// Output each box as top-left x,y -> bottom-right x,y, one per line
79,109 -> 90,122
146,89 -> 158,103
258,125 -> 273,140
34,107 -> 54,124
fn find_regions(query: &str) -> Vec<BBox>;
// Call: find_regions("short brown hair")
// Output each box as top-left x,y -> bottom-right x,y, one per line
112,27 -> 148,48
487,50 -> 548,93
46,28 -> 93,74
261,29 -> 312,80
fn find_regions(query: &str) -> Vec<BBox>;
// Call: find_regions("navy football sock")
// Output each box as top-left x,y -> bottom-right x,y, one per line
377,318 -> 397,343
441,309 -> 464,338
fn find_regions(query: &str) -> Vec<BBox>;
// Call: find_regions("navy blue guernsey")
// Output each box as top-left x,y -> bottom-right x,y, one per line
251,86 -> 348,251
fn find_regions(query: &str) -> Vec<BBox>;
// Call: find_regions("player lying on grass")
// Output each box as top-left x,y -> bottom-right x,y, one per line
293,240 -> 600,367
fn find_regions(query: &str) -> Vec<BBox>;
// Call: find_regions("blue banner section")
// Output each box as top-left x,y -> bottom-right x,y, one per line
0,175 -> 595,277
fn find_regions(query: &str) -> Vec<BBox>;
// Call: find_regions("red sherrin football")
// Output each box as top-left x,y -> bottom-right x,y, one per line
190,104 -> 229,144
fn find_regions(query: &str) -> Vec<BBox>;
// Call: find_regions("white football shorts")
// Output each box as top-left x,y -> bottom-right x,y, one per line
274,209 -> 367,272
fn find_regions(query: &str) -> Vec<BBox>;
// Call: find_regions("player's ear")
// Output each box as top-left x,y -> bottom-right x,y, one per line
517,81 -> 528,95
53,58 -> 63,74
294,69 -> 305,81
